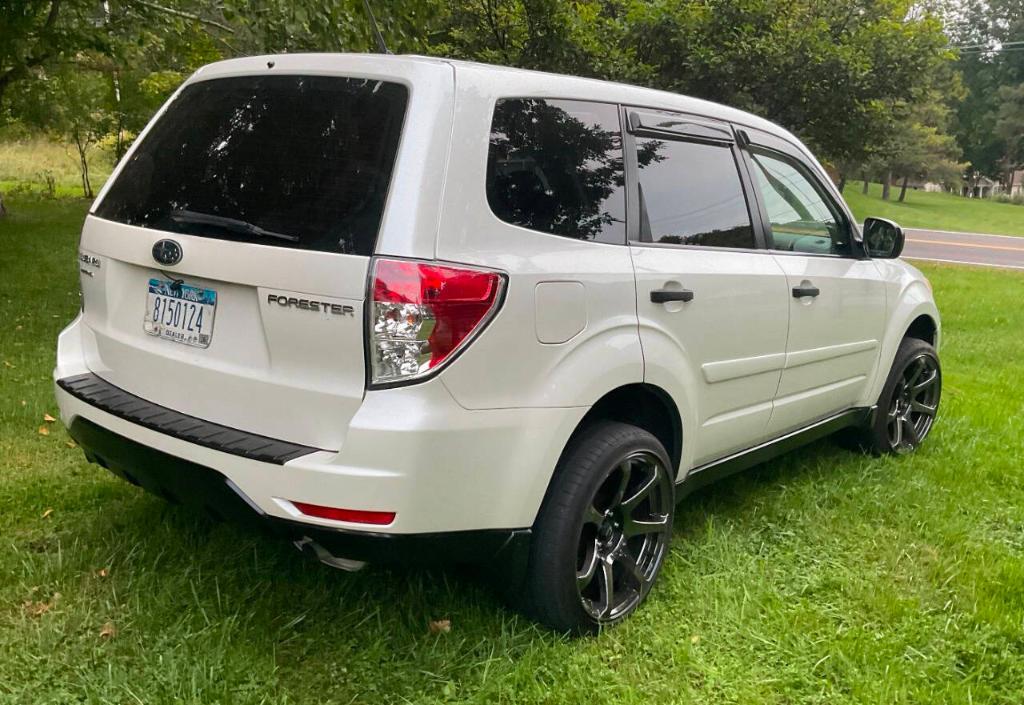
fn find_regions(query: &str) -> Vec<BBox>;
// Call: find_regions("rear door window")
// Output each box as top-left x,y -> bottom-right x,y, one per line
95,75 -> 408,256
633,137 -> 756,249
486,99 -> 626,244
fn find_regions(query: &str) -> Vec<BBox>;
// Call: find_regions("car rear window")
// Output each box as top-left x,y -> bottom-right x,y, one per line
95,75 -> 408,256
486,99 -> 626,245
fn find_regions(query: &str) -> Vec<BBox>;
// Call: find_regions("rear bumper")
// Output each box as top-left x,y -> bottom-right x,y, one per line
68,415 -> 531,566
55,315 -> 586,537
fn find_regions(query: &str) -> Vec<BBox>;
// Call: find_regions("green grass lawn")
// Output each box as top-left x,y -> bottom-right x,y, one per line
844,181 -> 1024,237
3,197 -> 1024,704
0,136 -> 114,200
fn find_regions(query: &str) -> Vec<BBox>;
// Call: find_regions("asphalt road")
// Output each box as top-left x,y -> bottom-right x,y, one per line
903,228 -> 1024,270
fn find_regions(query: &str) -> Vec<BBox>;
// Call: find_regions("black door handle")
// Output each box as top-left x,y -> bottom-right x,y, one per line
651,289 -> 694,304
792,285 -> 820,298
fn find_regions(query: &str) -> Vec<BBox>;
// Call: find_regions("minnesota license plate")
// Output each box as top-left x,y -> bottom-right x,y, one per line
143,278 -> 217,348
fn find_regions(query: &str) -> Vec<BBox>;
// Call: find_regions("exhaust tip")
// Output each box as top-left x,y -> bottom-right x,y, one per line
293,537 -> 367,572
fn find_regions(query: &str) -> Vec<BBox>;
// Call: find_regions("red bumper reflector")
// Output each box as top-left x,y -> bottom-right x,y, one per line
292,501 -> 396,526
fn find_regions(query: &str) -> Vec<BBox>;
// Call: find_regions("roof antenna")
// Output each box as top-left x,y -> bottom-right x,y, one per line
361,0 -> 391,55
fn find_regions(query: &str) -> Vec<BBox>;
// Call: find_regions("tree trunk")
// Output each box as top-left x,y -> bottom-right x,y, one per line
112,70 -> 127,160
838,173 -> 847,193
881,171 -> 892,200
898,175 -> 909,202
75,130 -> 93,199
0,192 -> 7,217
861,174 -> 869,194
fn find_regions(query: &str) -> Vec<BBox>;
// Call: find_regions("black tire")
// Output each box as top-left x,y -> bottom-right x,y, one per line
523,421 -> 674,634
853,337 -> 941,455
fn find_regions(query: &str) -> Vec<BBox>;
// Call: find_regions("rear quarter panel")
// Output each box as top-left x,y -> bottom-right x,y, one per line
433,65 -> 645,412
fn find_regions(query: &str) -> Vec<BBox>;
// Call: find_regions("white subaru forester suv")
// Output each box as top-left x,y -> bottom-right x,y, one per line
55,54 -> 941,633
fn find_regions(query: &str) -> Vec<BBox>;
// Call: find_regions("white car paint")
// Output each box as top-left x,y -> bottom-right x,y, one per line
55,53 -> 939,537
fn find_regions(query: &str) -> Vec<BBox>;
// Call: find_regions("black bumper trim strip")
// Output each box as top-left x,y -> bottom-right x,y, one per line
57,372 -> 321,465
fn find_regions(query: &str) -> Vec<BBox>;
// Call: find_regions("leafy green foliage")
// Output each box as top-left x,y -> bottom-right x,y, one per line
866,90 -> 967,200
628,0 -> 952,165
4,0 -> 961,165
948,0 -> 1024,180
11,67 -> 116,197
995,83 -> 1024,179
430,0 -> 954,166
0,0 -> 110,111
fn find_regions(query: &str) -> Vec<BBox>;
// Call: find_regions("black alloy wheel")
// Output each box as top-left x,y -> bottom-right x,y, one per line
886,352 -> 941,453
523,421 -> 674,633
575,449 -> 673,623
849,336 -> 941,455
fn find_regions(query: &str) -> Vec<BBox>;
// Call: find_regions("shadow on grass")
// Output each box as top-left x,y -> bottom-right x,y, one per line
673,435 -> 869,532
80,478 -> 531,643
59,435 -> 865,639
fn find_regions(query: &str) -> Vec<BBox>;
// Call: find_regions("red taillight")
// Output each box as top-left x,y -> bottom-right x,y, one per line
369,258 -> 504,385
292,501 -> 396,526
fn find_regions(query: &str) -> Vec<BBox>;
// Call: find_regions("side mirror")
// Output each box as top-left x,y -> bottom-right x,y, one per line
862,217 -> 905,258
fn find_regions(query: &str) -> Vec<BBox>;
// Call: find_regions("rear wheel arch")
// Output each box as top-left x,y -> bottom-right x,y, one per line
563,384 -> 683,480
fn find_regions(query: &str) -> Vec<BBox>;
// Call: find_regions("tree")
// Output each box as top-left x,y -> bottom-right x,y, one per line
871,93 -> 966,201
947,0 -> 1024,181
13,64 -> 115,197
621,0 -> 953,167
2,0 -> 964,203
995,83 -> 1024,191
0,0 -> 115,111
431,0 -> 954,168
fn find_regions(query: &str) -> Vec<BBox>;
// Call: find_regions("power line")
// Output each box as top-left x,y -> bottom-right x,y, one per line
953,40 -> 1024,49
958,48 -> 1024,55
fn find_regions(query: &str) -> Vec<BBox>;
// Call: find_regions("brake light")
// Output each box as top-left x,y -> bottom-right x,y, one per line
292,501 -> 396,526
369,258 -> 505,385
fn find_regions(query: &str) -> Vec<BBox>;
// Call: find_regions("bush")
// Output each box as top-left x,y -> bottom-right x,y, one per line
994,193 -> 1024,206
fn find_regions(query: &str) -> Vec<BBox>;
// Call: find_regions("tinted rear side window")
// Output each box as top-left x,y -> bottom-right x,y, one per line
635,138 -> 755,249
95,76 -> 408,256
486,99 -> 626,244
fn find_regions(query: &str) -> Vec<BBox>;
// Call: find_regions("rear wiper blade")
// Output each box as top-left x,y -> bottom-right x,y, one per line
169,210 -> 300,243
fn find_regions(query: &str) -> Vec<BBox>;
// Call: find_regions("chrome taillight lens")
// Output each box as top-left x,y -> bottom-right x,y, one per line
369,258 -> 505,386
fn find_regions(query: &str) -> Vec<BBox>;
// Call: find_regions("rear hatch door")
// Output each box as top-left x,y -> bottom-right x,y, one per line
77,65 -> 431,450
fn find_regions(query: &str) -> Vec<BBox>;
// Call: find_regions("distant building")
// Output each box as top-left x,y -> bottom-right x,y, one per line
1009,170 -> 1024,197
902,172 -> 1020,199
907,180 -> 948,193
961,176 -> 998,198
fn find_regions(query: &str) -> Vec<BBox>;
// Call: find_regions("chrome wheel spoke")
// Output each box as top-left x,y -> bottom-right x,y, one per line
622,468 -> 659,511
609,459 -> 633,507
905,357 -> 925,387
576,538 -> 600,590
902,416 -> 919,446
912,370 -> 938,393
596,559 -> 615,618
623,513 -> 669,537
891,414 -> 903,447
911,400 -> 936,417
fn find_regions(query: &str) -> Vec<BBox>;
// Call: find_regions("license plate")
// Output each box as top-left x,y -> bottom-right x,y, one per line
144,278 -> 217,348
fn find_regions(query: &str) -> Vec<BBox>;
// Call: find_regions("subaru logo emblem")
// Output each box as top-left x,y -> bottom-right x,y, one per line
152,239 -> 183,266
